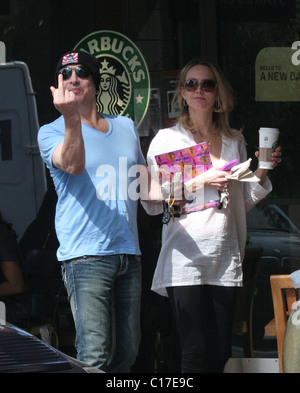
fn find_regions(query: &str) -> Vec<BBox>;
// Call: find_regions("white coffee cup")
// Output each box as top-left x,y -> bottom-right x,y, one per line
258,127 -> 279,169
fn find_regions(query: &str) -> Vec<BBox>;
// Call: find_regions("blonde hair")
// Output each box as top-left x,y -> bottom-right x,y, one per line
172,58 -> 241,138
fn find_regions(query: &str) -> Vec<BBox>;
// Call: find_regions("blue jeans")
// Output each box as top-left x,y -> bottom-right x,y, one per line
61,254 -> 141,372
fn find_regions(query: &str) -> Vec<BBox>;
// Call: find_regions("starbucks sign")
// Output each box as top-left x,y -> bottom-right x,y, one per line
74,30 -> 150,128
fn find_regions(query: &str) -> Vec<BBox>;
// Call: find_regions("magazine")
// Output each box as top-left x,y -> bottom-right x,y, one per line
225,158 -> 260,182
154,143 -> 219,213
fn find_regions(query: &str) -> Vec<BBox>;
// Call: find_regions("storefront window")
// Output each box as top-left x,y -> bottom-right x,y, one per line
218,0 -> 299,200
217,0 -> 300,356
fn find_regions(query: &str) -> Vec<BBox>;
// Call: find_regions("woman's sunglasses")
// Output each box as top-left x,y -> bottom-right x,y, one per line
58,66 -> 90,81
183,79 -> 217,92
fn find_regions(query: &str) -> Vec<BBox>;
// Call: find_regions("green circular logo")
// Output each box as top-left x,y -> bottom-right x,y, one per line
74,30 -> 150,128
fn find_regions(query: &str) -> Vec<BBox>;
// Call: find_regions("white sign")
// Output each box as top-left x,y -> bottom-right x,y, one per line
0,41 -> 5,63
0,301 -> 6,324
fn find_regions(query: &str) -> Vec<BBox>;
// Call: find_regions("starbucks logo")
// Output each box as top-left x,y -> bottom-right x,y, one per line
74,30 -> 150,128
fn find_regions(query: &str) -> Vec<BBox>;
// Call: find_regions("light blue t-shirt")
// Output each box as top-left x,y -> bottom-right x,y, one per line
38,114 -> 145,261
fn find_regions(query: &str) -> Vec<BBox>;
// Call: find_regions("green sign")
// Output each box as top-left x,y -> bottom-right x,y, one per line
74,30 -> 150,128
256,47 -> 300,102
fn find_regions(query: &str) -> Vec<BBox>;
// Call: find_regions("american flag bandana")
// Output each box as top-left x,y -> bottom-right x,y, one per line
62,52 -> 79,66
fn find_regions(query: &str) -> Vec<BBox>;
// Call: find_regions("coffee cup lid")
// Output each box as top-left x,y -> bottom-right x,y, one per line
259,127 -> 279,133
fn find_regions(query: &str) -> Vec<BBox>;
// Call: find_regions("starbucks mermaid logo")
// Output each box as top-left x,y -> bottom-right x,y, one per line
97,58 -> 130,115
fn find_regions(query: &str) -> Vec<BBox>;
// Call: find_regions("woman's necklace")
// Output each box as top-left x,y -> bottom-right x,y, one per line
190,127 -> 216,146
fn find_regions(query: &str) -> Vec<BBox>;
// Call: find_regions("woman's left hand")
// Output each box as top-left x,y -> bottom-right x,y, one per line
255,145 -> 282,179
270,146 -> 282,168
255,145 -> 282,167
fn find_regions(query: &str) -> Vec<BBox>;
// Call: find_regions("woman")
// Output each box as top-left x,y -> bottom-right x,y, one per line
142,58 -> 281,372
0,213 -> 30,328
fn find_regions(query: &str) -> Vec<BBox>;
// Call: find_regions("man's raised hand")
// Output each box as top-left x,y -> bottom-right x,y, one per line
50,73 -> 79,117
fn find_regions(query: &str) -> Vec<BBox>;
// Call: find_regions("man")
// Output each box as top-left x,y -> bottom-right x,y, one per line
38,51 -> 151,372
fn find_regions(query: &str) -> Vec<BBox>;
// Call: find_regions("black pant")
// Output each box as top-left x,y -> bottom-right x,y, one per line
167,284 -> 237,373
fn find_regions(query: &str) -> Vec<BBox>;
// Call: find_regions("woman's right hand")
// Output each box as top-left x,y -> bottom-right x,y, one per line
198,167 -> 232,191
182,165 -> 233,198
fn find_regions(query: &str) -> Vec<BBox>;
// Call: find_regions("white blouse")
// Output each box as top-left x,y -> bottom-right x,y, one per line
141,124 -> 272,297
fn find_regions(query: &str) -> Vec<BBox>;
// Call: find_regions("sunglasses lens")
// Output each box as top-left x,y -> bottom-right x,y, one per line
184,80 -> 198,91
75,66 -> 90,79
59,68 -> 72,80
201,80 -> 216,92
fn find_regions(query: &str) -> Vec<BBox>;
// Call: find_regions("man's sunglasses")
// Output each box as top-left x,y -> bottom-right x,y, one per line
183,79 -> 217,92
58,66 -> 90,81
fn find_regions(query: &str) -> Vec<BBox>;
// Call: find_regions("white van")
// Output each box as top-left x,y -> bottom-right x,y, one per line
0,61 -> 46,238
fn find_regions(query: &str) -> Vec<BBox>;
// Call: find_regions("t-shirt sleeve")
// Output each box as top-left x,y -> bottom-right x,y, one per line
38,117 -> 65,169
